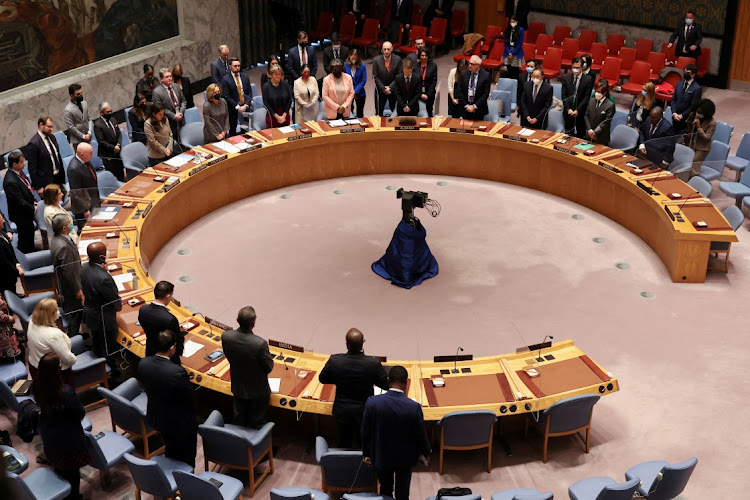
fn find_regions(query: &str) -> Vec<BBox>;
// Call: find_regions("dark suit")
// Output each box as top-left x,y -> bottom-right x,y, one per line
372,55 -> 402,115
138,355 -> 197,467
506,0 -> 530,29
670,79 -> 702,132
638,119 -> 676,166
561,72 -> 594,137
23,132 -> 66,192
389,0 -> 413,44
135,76 -> 159,99
390,72 -> 422,116
520,80 -> 553,129
669,21 -> 703,59
176,77 -> 194,109
138,302 -> 182,362
80,262 -> 122,363
416,62 -> 438,116
319,351 -> 388,448
362,389 -> 431,499
424,0 -> 454,27
348,0 -> 371,37
221,328 -> 274,428
2,170 -> 36,253
152,83 -> 187,140
211,57 -> 231,85
287,44 -> 318,82
584,97 -> 616,145
67,157 -> 100,222
94,117 -> 124,181
456,68 -> 491,120
220,71 -> 252,137
323,45 -> 349,75
517,72 -> 533,115
50,233 -> 83,337
0,232 -> 20,293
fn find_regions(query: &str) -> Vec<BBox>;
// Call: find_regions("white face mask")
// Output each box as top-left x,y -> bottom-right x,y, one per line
641,90 -> 647,96
594,92 -> 603,100
572,68 -> 580,75
332,44 -> 341,51
510,22 -> 517,28
532,78 -> 541,86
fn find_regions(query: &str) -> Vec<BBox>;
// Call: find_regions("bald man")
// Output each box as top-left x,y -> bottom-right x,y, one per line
319,328 -> 389,448
67,142 -> 100,228
81,241 -> 122,377
372,42 -> 403,116
211,44 -> 231,85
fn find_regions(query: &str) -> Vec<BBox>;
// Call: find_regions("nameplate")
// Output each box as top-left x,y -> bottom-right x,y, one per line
171,297 -> 181,307
141,202 -> 153,218
207,154 -> 227,166
205,317 -> 231,331
502,134 -> 526,142
189,164 -> 208,176
598,161 -> 623,174
553,144 -> 578,155
340,127 -> 365,134
238,144 -> 263,153
162,179 -> 180,193
138,257 -> 149,277
636,180 -> 656,195
450,128 -> 475,134
664,204 -> 676,221
287,133 -> 312,142
395,126 -> 420,131
269,340 -> 305,353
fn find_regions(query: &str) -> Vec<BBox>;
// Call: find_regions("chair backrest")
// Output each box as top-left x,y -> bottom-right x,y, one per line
675,56 -> 696,70
634,38 -> 653,60
252,108 -> 268,131
611,109 -> 628,130
522,43 -> 535,61
83,431 -> 109,470
8,472 -> 38,500
660,41 -> 677,64
647,52 -> 666,75
124,107 -> 134,139
595,477 -> 641,500
321,451 -> 378,489
451,10 -> 467,34
429,18 -> 448,42
669,143 -> 695,171
174,471 -> 223,500
316,11 -> 334,34
608,125 -> 639,152
600,57 -> 622,80
543,393 -> 600,433
97,171 -> 123,200
723,205 -> 744,231
496,78 -> 518,106
544,47 -> 562,69
578,30 -> 597,51
546,109 -> 564,132
704,140 -> 730,163
52,131 -> 74,158
628,61 -> 651,85
606,33 -> 625,55
123,453 -> 175,497
483,25 -> 503,45
513,493 -> 553,500
535,34 -> 553,57
361,18 -> 379,39
270,489 -> 314,500
340,14 -> 356,37
687,176 -> 712,197
439,410 -> 497,447
645,457 -> 698,500
561,38 -> 579,60
487,38 -> 505,60
180,122 -> 205,148
590,43 -> 608,64
407,25 -> 428,48
492,90 -> 511,119
120,142 -> 149,170
0,377 -> 22,412
619,47 -> 636,70
735,131 -> 750,160
184,107 -> 201,125
713,121 -> 733,145
97,381 -> 147,434
552,25 -> 571,46
551,83 -> 562,101
526,21 -> 545,44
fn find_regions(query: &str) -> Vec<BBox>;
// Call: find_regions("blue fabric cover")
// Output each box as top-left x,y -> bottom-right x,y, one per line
372,219 -> 438,289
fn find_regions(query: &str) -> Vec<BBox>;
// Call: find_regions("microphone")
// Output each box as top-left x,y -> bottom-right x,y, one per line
122,265 -> 139,290
452,346 -> 463,373
191,312 -> 215,339
123,189 -> 147,216
536,336 -> 554,363
675,191 -> 701,217
106,215 -> 131,247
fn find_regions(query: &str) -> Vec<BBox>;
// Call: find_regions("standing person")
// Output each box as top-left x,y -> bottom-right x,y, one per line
144,102 -> 173,167
221,306 -> 275,428
0,294 -> 22,362
561,57 -> 594,137
129,93 -> 149,145
151,68 -> 186,141
322,59 -> 355,120
324,33 -> 349,75
389,0 -> 413,46
456,56 -> 491,120
361,365 -> 431,500
687,99 -> 717,178
668,10 -> 702,60
424,0 -> 453,53
2,151 -> 37,254
580,53 -> 596,81
406,37 -> 426,67
502,16 -> 525,80
27,298 -> 77,383
628,81 -> 656,129
293,64 -> 320,124
345,49 -> 367,119
319,328 -> 388,448
390,59 -> 421,117
138,330 -> 197,467
287,31 -> 317,83
23,116 -> 67,196
505,0 -> 530,29
447,58 -> 468,118
0,212 -> 23,295
372,42 -> 402,116
221,57 -> 251,136
671,64 -> 702,133
49,214 -> 83,339
138,280 -> 183,363
262,64 -> 293,128
348,0 -> 371,37
519,67 -> 552,129
517,59 -> 537,116
260,55 -> 281,89
171,64 -> 194,109
211,45 -> 231,85
34,352 -> 90,500
67,142 -> 100,228
416,48 -> 437,117
135,64 -> 159,100
202,84 -> 230,144
63,83 -> 92,152
44,184 -> 76,243
93,102 -> 124,181
585,80 -> 616,145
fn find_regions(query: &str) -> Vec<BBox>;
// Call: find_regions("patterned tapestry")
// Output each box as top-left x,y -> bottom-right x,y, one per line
533,0 -> 727,37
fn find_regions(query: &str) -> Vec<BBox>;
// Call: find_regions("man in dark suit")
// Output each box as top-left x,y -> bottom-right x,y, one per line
323,33 -> 349,75
668,10 -> 702,60
67,143 -> 100,228
517,59 -> 537,117
372,42 -> 403,116
0,212 -> 22,294
221,306 -> 275,428
390,59 -> 421,116
424,0 -> 453,52
138,330 -> 197,467
405,37 -> 426,67
2,151 -> 37,254
138,280 -> 183,362
389,0 -> 413,46
362,365 -> 431,500
287,31 -> 317,83
456,56 -> 491,120
80,241 -> 122,375
519,67 -> 553,129
670,64 -> 702,133
348,0 -> 370,37
93,102 -> 124,181
221,57 -> 251,137
319,328 -> 388,448
23,116 -> 66,196
211,45 -> 231,85
561,58 -> 594,137
152,67 -> 186,141
638,107 -> 676,167
584,80 -> 616,145
49,214 -> 83,338
506,0 -> 530,29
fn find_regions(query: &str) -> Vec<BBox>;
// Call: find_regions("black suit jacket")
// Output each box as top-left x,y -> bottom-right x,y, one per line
67,157 -> 100,216
669,22 -> 702,58
2,170 -> 35,228
456,69 -> 491,117
348,0 -> 370,14
0,232 -> 19,292
323,45 -> 349,74
80,262 -> 121,333
506,0 -> 530,28
639,119 -> 676,166
584,97 -> 616,145
23,133 -> 66,191
391,0 -> 414,24
319,351 -> 388,416
416,61 -> 438,100
211,58 -> 230,85
390,72 -> 422,115
176,77 -> 194,109
138,302 -> 183,360
561,72 -> 594,115
517,72 -> 533,110
50,233 -> 81,299
221,329 -> 274,399
138,355 -> 197,436
520,80 -> 553,126
425,0 -> 454,22
287,45 -> 318,81
93,117 -> 122,160
220,72 -> 252,110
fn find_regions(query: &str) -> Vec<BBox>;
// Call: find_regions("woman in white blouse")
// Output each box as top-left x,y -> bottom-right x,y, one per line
447,58 -> 468,118
293,64 -> 320,124
27,298 -> 77,384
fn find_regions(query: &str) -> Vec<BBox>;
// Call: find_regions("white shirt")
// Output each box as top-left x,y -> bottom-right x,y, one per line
27,321 -> 77,370
37,130 -> 60,174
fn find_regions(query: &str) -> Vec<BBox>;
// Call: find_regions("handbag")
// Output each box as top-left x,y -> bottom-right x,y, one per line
437,487 -> 473,499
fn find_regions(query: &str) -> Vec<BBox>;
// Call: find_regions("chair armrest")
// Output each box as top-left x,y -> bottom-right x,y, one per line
72,352 -> 106,372
203,409 -> 224,427
111,377 -> 142,400
70,335 -> 86,355
247,422 -> 275,447
315,436 -> 329,463
23,265 -> 54,278
24,250 -> 52,269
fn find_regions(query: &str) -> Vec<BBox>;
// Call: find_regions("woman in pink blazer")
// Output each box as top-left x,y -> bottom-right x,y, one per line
322,59 -> 355,120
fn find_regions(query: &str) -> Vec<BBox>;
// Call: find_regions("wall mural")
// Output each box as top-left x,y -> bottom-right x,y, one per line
0,0 -> 179,93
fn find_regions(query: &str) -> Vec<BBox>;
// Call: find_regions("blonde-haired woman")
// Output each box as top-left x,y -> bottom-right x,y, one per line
262,63 -> 293,127
144,102 -> 173,167
629,81 -> 656,129
43,184 -> 76,243
203,83 -> 230,143
27,298 -> 77,384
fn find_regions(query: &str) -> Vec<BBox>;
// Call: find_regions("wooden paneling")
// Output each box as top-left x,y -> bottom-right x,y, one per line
473,0 -> 505,36
730,0 -> 750,82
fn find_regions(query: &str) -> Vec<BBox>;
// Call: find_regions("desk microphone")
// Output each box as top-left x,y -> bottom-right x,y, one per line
452,346 -> 463,373
107,216 -> 131,247
123,189 -> 147,216
536,335 -> 554,363
122,265 -> 139,290
675,191 -> 700,217
191,312 -> 215,339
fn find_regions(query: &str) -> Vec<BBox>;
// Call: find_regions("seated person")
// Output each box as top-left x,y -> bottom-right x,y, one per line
638,107 -> 676,167
519,67 -> 552,129
389,59 -> 421,117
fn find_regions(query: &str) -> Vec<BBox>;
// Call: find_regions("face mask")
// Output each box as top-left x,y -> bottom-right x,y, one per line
532,78 -> 541,86
332,44 -> 341,51
641,90 -> 647,96
75,94 -> 83,103
685,18 -> 693,25
67,222 -> 75,234
684,73 -> 692,81
526,66 -> 533,74
54,310 -> 60,320
510,22 -> 517,28
594,92 -> 603,100
102,113 -> 112,120
333,70 -> 342,78
572,68 -> 580,75
213,94 -> 221,101
299,41 -> 307,47
696,113 -> 704,119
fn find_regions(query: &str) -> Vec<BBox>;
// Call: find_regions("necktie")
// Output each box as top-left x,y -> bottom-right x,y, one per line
301,47 -> 307,65
225,61 -> 229,72
354,0 -> 360,11
533,85 -> 538,102
334,49 -> 339,59
18,172 -> 35,197
235,74 -> 244,105
385,58 -> 390,73
685,25 -> 689,40
574,77 -> 579,93
650,124 -> 656,137
86,162 -> 96,180
596,99 -> 601,110
684,81 -> 688,93
45,135 -> 61,174
108,119 -> 115,136
406,76 -> 410,92
469,73 -> 477,103
397,0 -> 402,11
167,85 -> 178,109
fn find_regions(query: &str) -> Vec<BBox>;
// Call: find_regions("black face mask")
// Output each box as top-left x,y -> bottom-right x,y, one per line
173,74 -> 181,80
75,94 -> 83,103
213,94 -> 221,101
102,113 -> 112,120
299,42 -> 307,48
684,73 -> 692,81
333,70 -> 342,78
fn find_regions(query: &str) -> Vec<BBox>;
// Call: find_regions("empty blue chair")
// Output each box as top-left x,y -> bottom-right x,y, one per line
417,100 -> 429,118
120,142 -> 148,178
32,200 -> 49,249
184,107 -> 201,125
663,106 -> 672,124
272,487 -> 330,500
625,457 -> 698,500
0,356 -> 28,387
489,90 -> 512,121
252,95 -> 264,112
610,109 -> 628,131
315,436 -> 377,494
3,290 -> 55,331
174,470 -> 245,500
250,82 -> 258,98
491,489 -> 553,500
84,430 -> 135,487
496,78 -> 518,112
0,444 -> 29,474
13,248 -> 55,297
551,83 -> 562,101
0,190 -> 16,233
546,109 -> 564,133
7,469 -> 71,500
525,393 -> 600,463
89,136 -> 104,169
0,375 -> 34,413
342,494 -> 391,500
667,143 -> 695,174
97,170 -> 124,201
698,140 -> 730,181
608,125 -> 639,153
252,108 -> 268,131
725,131 -> 750,180
708,205 -> 744,273
687,175 -> 712,197
180,122 -> 205,148
123,453 -> 193,499
436,410 -> 497,475
52,131 -> 75,160
485,100 -> 501,122
568,476 -> 640,500
713,120 -> 733,145
71,335 -> 110,396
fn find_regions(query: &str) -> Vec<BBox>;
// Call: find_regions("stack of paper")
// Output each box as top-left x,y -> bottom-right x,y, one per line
164,154 -> 193,167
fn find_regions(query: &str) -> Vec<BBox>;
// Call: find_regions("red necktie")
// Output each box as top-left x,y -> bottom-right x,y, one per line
385,58 -> 391,73
86,162 -> 97,180
167,86 -> 178,108
18,172 -> 35,197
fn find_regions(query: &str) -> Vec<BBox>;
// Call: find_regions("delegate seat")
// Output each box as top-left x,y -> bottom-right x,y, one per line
660,41 -> 677,65
606,33 -> 625,56
647,51 -> 666,82
425,18 -> 448,52
560,38 -> 580,70
308,12 -> 335,42
352,18 -> 380,52
552,25 -> 571,46
84,429 -> 135,487
675,56 -> 696,70
272,487 -> 330,500
492,489 -> 553,500
315,436 -> 377,494
436,410 -> 497,475
719,163 -> 750,206
534,34 -> 553,62
480,25 -> 503,54
578,30 -> 597,52
13,248 -> 55,297
526,21 -> 545,44
588,43 -> 608,72
688,176 -> 712,197
174,470 -> 245,500
709,206 -> 744,272
625,457 -> 698,500
713,120 -> 733,145
634,38 -> 653,61
724,131 -> 750,180
542,47 -> 562,79
698,140 -> 730,181
608,125 -> 639,154
568,476 -> 641,500
481,39 -> 505,79
450,10 -> 468,49
121,142 -> 149,178
618,47 -> 636,79
621,61 -> 651,95
339,14 -> 356,44
124,453 -> 193,500
596,57 -> 621,88
7,469 -> 71,500
495,78 -> 518,112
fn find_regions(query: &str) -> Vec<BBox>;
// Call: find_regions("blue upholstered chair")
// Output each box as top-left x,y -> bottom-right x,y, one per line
568,476 -> 640,500
551,83 -> 562,101
489,89 -> 512,122
713,120 -> 733,145
725,131 -> 750,180
124,107 -> 134,139
13,248 -> 56,296
707,205 -> 744,273
252,108 -> 268,131
0,356 -> 28,387
97,170 -> 124,201
71,335 -> 110,396
608,125 -> 638,154
32,200 -> 48,249
426,495 -> 481,500
184,107 -> 201,125
174,470 -> 245,500
3,291 -> 56,331
525,393 -> 600,463
496,78 -> 518,112
272,487 -> 330,500
97,377 -> 164,459
84,429 -> 135,487
52,131 -> 75,162
7,469 -> 72,500
698,140 -> 730,181
545,109 -> 565,133
491,489 -> 553,500
625,457 -> 698,500
610,109 -> 628,131
667,144 -> 695,173
120,142 -> 149,178
314,436 -> 377,494
123,452 -> 193,499
719,164 -> 750,207
180,122 -> 205,149
0,190 -> 16,233
687,176 -> 712,197
0,444 -> 29,474
198,409 -> 275,497
436,409 -> 497,475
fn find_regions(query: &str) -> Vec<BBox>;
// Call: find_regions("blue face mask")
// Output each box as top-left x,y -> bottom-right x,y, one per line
68,222 -> 75,234
641,90 -> 647,96
685,18 -> 693,25
526,66 -> 533,74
